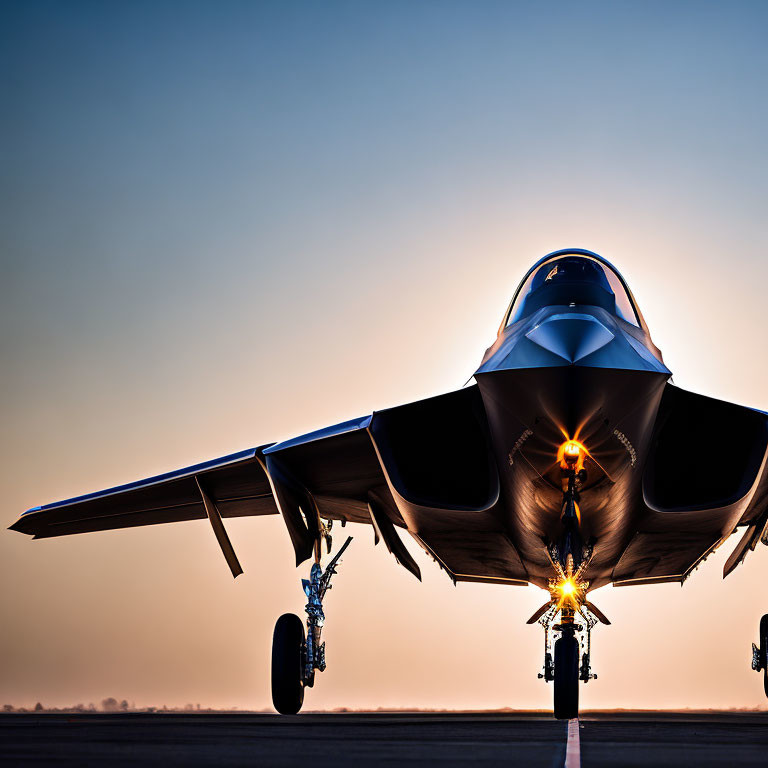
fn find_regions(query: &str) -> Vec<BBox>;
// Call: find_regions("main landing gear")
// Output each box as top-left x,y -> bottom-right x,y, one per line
271,530 -> 353,714
752,614 -> 768,698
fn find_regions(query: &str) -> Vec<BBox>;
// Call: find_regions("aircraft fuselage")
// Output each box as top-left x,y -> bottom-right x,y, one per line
474,290 -> 671,589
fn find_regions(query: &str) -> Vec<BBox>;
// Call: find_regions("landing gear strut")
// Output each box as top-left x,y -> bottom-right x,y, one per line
270,529 -> 353,714
529,441 -> 609,719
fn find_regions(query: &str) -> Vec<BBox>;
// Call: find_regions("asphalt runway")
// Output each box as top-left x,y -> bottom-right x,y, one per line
1,711 -> 767,767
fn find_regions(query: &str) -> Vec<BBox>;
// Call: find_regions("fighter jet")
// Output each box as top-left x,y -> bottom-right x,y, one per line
11,248 -> 768,718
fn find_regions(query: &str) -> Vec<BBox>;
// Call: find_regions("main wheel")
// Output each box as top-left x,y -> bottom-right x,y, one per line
553,634 -> 579,719
761,614 -> 768,698
271,613 -> 305,714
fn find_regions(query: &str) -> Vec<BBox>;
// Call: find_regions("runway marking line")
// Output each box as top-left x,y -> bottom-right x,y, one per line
564,718 -> 580,768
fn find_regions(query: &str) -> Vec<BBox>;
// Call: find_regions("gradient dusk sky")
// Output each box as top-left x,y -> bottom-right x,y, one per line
2,1 -> 768,711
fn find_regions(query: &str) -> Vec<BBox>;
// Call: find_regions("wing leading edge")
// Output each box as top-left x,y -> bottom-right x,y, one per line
10,446 -> 278,538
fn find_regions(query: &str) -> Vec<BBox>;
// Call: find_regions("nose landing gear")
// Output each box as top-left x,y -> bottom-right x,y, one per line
528,439 -> 610,718
529,545 -> 603,719
270,530 -> 353,714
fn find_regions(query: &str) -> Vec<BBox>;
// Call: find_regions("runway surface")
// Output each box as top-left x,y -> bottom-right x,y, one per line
1,711 -> 767,767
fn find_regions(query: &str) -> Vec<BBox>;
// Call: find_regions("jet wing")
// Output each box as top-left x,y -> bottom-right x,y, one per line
9,415 -> 389,576
613,383 -> 768,586
10,446 -> 278,539
10,386 -> 527,586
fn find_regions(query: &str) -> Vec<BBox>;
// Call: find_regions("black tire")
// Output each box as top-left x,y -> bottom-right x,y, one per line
554,634 -> 579,719
271,613 -> 305,715
760,614 -> 768,698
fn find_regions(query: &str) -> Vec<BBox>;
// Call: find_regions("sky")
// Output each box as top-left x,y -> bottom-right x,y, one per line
1,0 -> 768,711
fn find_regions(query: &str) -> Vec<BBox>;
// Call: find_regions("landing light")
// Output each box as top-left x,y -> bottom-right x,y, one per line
557,439 -> 587,471
550,575 -> 586,611
564,442 -> 581,460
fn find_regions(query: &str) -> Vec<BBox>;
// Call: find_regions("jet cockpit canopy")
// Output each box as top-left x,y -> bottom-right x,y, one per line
503,249 -> 643,330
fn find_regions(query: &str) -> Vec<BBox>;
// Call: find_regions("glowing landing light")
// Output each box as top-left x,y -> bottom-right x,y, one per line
550,574 -> 588,611
557,439 -> 587,471
563,441 -> 581,459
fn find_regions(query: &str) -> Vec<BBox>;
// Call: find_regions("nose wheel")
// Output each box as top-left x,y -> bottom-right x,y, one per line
554,630 -> 579,720
529,542 -> 608,720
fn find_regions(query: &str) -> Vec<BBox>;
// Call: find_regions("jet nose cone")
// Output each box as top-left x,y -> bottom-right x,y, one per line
525,313 -> 615,363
